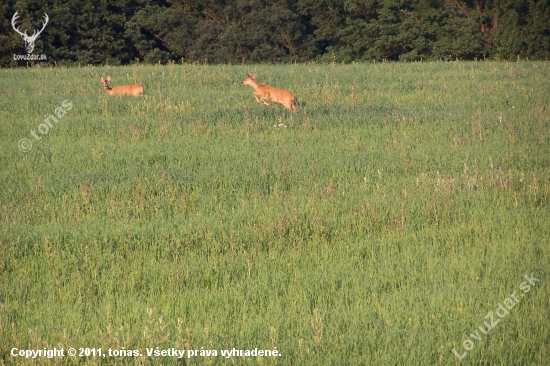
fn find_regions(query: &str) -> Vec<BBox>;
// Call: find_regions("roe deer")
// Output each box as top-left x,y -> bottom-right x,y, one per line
241,74 -> 296,111
100,76 -> 144,96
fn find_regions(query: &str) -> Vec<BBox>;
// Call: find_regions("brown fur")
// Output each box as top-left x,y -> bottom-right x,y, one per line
241,74 -> 296,111
100,76 -> 143,96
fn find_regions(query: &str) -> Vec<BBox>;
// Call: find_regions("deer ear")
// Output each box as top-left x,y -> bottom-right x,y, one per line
251,74 -> 257,79
107,76 -> 111,81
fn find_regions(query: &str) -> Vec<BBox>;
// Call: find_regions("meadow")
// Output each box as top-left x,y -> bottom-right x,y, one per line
0,61 -> 549,365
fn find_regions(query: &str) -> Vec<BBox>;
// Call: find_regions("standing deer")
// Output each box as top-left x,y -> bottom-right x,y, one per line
100,76 -> 144,97
11,11 -> 48,54
241,74 -> 296,111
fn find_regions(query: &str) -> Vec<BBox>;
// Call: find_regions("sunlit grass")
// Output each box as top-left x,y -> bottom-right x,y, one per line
1,61 -> 549,365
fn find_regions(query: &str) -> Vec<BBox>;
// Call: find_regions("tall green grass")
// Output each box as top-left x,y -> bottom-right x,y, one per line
1,61 -> 549,365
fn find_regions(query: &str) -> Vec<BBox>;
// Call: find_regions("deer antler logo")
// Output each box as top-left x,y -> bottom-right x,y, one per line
11,11 -> 49,54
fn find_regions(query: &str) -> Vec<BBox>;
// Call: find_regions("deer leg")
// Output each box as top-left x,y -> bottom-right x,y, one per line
263,92 -> 272,105
254,93 -> 270,106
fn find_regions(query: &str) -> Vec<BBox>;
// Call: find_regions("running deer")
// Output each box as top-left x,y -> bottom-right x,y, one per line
100,76 -> 144,96
241,74 -> 296,111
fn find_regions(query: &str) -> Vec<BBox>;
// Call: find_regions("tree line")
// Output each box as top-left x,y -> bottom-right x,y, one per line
1,0 -> 549,67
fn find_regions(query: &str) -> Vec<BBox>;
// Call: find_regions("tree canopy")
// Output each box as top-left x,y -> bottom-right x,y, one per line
2,0 -> 549,66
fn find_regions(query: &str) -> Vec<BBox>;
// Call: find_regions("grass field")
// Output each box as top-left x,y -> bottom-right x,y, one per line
1,61 -> 549,365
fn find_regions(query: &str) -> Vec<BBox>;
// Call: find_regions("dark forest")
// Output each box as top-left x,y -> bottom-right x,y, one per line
2,0 -> 549,66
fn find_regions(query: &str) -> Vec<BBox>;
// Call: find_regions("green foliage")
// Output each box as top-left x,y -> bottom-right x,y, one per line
1,0 -> 549,66
492,0 -> 550,59
1,61 -> 549,364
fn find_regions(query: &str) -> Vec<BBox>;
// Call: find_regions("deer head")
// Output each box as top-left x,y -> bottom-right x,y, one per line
100,76 -> 112,89
12,11 -> 49,54
241,73 -> 258,86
